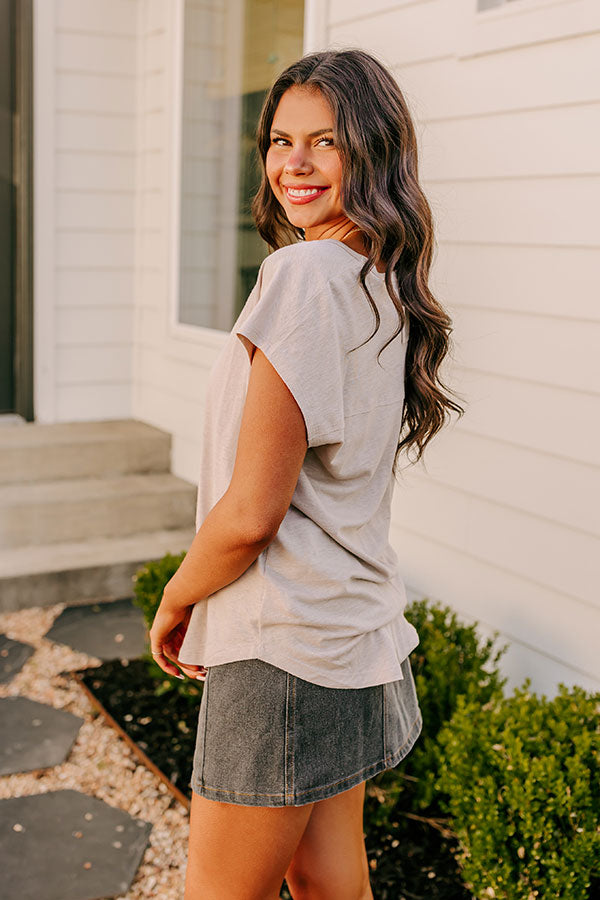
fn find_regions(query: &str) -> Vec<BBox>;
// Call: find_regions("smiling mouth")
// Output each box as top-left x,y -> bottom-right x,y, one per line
284,186 -> 330,203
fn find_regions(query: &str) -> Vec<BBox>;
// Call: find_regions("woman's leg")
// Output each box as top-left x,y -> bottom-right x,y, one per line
284,780 -> 373,900
184,790 -> 315,900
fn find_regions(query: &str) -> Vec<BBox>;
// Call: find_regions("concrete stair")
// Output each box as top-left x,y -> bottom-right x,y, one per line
0,419 -> 197,611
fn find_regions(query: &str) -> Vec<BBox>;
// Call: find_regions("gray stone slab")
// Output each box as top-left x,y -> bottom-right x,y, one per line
0,788 -> 152,900
0,696 -> 84,775
44,597 -> 147,661
0,633 -> 35,683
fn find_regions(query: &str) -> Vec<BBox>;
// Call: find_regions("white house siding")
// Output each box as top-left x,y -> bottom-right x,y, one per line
326,0 -> 600,695
40,0 -> 138,421
33,0 -> 225,480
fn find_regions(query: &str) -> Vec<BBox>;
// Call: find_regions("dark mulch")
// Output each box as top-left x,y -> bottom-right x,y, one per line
78,657 -> 473,900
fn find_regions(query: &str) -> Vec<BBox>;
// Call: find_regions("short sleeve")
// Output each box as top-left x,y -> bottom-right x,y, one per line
236,248 -> 346,449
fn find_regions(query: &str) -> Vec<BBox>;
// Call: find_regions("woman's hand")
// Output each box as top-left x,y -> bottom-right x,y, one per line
148,587 -> 206,681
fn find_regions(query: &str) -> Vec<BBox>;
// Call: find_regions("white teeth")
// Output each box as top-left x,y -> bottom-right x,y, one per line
287,187 -> 322,196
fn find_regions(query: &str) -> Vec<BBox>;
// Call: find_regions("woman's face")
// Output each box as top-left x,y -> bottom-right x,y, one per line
266,86 -> 354,241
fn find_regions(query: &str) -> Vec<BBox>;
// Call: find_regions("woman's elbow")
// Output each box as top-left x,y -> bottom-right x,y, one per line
220,492 -> 284,546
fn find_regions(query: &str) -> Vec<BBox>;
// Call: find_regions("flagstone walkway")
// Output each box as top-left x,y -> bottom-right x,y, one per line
0,599 -> 191,900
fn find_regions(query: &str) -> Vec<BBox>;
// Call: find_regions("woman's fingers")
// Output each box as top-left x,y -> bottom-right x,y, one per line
163,638 -> 202,670
179,662 -> 207,680
162,644 -> 206,680
151,648 -> 185,679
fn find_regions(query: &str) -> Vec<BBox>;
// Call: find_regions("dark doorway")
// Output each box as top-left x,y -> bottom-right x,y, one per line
0,0 -> 33,419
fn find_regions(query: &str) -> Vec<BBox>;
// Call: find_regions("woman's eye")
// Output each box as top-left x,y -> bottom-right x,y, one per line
270,137 -> 334,147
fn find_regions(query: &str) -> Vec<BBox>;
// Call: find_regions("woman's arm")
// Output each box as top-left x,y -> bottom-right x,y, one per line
162,344 -> 309,611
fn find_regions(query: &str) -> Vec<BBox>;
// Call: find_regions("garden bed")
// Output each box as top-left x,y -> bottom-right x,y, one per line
78,657 -> 473,900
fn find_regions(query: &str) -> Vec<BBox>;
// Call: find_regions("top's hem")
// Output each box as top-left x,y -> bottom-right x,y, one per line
195,646 -> 415,690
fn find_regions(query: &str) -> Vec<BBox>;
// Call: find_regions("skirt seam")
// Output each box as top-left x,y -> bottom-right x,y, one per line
284,671 -> 289,802
200,667 -> 209,790
291,674 -> 296,803
381,682 -> 386,760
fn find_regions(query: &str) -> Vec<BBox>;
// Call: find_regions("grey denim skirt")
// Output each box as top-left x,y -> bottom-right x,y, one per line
190,653 -> 423,807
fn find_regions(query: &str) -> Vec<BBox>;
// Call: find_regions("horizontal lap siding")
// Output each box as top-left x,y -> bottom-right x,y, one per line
54,0 -> 137,419
329,0 -> 600,694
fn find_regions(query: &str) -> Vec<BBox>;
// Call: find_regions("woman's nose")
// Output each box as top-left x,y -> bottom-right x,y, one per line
285,148 -> 312,172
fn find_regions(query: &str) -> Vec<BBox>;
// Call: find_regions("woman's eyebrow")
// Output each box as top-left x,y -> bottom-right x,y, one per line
270,127 -> 333,138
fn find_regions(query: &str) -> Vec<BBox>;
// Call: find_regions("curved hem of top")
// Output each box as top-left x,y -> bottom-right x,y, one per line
190,710 -> 423,808
197,647 -> 417,690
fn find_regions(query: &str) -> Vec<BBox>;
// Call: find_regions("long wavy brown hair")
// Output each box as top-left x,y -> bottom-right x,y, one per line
250,48 -> 466,475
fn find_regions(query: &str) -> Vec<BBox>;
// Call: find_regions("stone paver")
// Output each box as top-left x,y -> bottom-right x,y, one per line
0,633 -> 35,683
1,597 -> 163,897
0,695 -> 84,775
44,597 -> 147,661
0,788 -> 152,900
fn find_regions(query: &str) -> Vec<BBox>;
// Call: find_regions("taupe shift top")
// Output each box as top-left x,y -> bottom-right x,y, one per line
178,238 -> 420,688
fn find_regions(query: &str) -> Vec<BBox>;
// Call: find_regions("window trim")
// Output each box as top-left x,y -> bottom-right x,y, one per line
304,0 -> 329,53
166,0 -> 227,346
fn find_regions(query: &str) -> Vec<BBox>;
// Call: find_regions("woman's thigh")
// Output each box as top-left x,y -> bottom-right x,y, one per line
284,780 -> 372,899
184,790 -> 315,900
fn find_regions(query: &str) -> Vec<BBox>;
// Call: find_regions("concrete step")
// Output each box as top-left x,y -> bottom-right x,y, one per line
0,418 -> 198,611
0,472 -> 197,548
0,527 -> 197,612
0,419 -> 172,485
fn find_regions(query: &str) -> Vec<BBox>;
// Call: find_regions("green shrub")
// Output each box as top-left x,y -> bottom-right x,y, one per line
131,550 -> 187,629
131,550 -> 200,701
404,598 -> 509,808
435,679 -> 600,899
366,597 -> 509,826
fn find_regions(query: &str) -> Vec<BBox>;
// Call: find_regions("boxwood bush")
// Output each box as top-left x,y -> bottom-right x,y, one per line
435,679 -> 600,899
132,550 -> 187,629
131,550 -> 199,701
365,597 -> 509,826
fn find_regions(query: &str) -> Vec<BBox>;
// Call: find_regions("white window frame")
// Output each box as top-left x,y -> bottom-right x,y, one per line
457,0 -> 600,59
304,0 -> 329,53
166,0 -> 229,348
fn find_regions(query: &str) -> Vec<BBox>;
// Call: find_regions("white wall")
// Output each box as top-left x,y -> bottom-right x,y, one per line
34,0 -> 138,422
323,0 -> 600,695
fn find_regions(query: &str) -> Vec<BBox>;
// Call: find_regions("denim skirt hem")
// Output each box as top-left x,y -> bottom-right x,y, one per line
190,653 -> 422,808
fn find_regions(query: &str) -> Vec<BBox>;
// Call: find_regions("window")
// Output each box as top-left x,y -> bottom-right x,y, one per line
177,0 -> 305,331
477,0 -> 522,10
460,0 -> 597,58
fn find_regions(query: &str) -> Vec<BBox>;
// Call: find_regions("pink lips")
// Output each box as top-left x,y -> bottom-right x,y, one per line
284,186 -> 330,205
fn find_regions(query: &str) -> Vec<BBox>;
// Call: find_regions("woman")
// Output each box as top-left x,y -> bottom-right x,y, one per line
149,48 -> 464,900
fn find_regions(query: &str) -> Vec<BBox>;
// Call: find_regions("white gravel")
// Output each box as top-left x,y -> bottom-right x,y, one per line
0,603 -> 190,900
